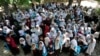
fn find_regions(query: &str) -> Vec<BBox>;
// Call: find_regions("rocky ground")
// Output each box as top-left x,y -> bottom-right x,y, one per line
0,40 -> 100,56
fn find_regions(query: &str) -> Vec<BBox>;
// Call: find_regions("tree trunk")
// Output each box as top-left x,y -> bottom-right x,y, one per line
68,0 -> 73,7
3,1 -> 9,15
77,0 -> 81,6
13,3 -> 17,11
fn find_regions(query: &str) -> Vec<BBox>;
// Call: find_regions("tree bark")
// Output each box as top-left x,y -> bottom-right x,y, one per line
77,0 -> 81,6
68,0 -> 73,7
13,3 -> 17,11
3,0 -> 9,15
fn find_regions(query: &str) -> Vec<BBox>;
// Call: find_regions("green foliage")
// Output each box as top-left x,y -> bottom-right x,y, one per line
96,0 -> 100,2
0,0 -> 10,5
68,0 -> 73,6
95,8 -> 100,15
35,0 -> 41,3
17,0 -> 30,5
0,0 -> 31,6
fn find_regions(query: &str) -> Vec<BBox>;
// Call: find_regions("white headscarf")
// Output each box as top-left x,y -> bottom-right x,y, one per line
55,37 -> 60,50
46,32 -> 51,38
35,25 -> 42,36
50,27 -> 57,39
39,41 -> 44,50
39,41 -> 47,55
31,33 -> 38,44
29,9 -> 33,15
0,28 -> 2,31
19,37 -> 26,46
65,38 -> 70,47
44,37 -> 50,46
70,38 -> 78,50
86,34 -> 91,44
18,29 -> 25,36
93,32 -> 99,38
5,20 -> 10,25
35,13 -> 42,26
25,34 -> 32,46
58,31 -> 62,38
31,43 -> 36,50
22,25 -> 29,31
3,26 -> 11,34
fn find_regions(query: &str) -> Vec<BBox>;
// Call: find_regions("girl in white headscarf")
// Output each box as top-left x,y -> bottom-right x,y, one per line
23,11 -> 30,19
50,27 -> 57,41
73,24 -> 79,37
22,25 -> 29,32
63,38 -> 70,52
57,31 -> 63,39
54,37 -> 61,56
35,13 -> 42,26
15,12 -> 23,22
86,34 -> 91,44
31,25 -> 42,36
38,41 -> 47,56
31,33 -> 39,44
60,30 -> 69,51
68,30 -> 74,40
59,19 -> 66,27
29,9 -> 36,19
3,26 -> 11,34
31,43 -> 38,56
44,34 -> 51,47
31,19 -> 35,28
3,26 -> 11,36
70,37 -> 81,56
25,34 -> 32,46
35,25 -> 42,36
86,35 -> 96,55
19,37 -> 31,55
18,28 -> 25,37
5,20 -> 10,26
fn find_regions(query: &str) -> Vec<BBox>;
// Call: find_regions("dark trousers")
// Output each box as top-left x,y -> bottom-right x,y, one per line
48,53 -> 54,56
55,49 -> 60,56
70,49 -> 74,56
62,47 -> 70,53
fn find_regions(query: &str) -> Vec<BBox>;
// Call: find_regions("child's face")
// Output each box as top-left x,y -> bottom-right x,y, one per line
50,45 -> 53,48
32,44 -> 35,48
67,40 -> 70,43
20,39 -> 24,42
39,42 -> 42,47
27,19 -> 30,22
40,37 -> 43,40
26,36 -> 30,39
6,38 -> 10,42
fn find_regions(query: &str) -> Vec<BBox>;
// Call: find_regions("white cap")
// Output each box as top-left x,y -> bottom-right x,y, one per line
3,26 -> 8,29
19,37 -> 25,41
36,24 -> 39,27
51,27 -> 55,31
36,13 -> 40,16
0,28 -> 2,31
